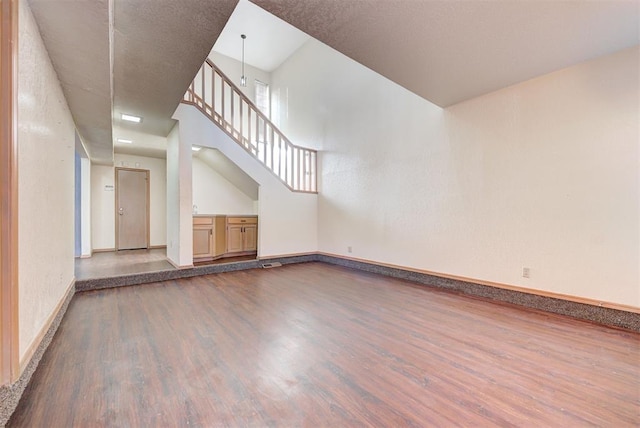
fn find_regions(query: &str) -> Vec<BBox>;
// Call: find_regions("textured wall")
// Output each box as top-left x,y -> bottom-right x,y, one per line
192,157 -> 257,215
17,1 -> 76,358
271,41 -> 639,307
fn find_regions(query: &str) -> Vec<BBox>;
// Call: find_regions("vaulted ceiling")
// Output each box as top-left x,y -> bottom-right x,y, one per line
28,0 -> 639,165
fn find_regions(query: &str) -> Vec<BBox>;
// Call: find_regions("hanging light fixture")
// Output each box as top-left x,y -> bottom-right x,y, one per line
240,34 -> 247,87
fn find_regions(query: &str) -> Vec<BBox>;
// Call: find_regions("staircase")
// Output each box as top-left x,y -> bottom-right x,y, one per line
182,59 -> 317,193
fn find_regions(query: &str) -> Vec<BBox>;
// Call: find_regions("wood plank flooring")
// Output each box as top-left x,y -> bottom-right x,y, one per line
9,263 -> 640,426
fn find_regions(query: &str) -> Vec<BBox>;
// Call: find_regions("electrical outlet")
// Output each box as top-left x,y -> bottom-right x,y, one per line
347,246 -> 352,253
522,267 -> 530,278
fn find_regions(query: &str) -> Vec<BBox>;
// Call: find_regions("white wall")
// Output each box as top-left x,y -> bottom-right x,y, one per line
174,104 -> 317,257
90,154 -> 167,250
90,165 -> 114,250
80,157 -> 91,257
192,156 -> 257,215
166,124 -> 193,267
114,154 -> 167,247
271,40 -> 639,307
17,1 -> 75,358
209,51 -> 271,104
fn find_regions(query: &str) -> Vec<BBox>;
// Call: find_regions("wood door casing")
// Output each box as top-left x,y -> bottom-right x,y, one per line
115,168 -> 149,250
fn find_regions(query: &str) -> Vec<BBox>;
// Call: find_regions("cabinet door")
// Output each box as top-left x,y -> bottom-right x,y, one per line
243,225 -> 257,251
226,225 -> 244,253
193,226 -> 213,258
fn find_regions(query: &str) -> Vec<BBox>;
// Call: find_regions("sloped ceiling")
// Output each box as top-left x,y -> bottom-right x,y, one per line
196,148 -> 259,200
212,0 -> 310,72
251,0 -> 640,107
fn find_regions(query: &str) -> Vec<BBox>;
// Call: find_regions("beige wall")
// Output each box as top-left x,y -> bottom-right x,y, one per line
272,41 -> 639,307
91,154 -> 167,250
17,0 -> 76,358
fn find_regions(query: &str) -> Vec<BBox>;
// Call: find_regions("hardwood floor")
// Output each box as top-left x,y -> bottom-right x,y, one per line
9,263 -> 639,426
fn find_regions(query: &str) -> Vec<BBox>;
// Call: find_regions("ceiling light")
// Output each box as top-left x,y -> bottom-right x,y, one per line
240,34 -> 247,87
117,138 -> 132,144
121,113 -> 142,123
192,146 -> 201,152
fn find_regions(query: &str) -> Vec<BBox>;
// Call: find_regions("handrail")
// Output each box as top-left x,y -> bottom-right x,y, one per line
182,59 -> 317,193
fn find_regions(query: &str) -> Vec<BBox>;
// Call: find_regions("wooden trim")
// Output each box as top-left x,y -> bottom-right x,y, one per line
318,252 -> 640,314
0,0 -> 19,385
149,245 -> 167,250
114,168 -> 150,251
258,252 -> 315,261
92,248 -> 115,253
19,280 -> 74,373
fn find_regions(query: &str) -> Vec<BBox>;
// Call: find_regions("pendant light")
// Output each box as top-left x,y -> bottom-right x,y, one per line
240,34 -> 247,87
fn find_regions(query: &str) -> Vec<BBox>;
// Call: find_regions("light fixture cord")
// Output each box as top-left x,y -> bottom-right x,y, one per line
241,34 -> 246,86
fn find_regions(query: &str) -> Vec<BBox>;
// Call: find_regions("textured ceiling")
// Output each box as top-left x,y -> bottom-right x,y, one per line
113,0 -> 238,137
212,0 -> 309,72
251,0 -> 640,107
29,0 -> 639,164
29,0 -> 113,164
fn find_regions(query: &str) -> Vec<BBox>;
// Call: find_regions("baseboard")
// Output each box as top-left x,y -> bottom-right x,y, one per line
316,253 -> 640,332
165,257 -> 194,270
0,279 -> 75,427
317,253 -> 639,314
149,245 -> 166,250
19,280 -> 75,372
92,248 -> 115,253
259,251 -> 315,260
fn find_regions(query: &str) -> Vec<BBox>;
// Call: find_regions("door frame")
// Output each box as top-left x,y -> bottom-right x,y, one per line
114,167 -> 150,251
0,0 -> 19,385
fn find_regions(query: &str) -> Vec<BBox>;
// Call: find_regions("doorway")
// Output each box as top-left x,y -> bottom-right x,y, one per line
115,168 -> 149,250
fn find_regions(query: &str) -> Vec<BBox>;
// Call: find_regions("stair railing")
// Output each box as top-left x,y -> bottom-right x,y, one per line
182,59 -> 317,193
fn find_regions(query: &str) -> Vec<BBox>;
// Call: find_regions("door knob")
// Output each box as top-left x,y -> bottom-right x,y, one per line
119,207 -> 124,215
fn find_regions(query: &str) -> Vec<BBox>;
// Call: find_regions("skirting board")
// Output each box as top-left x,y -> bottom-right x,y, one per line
76,251 -> 639,331
316,253 -> 639,332
0,280 -> 75,427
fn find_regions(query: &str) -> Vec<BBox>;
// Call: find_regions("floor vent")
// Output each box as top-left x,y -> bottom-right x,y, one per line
262,262 -> 282,269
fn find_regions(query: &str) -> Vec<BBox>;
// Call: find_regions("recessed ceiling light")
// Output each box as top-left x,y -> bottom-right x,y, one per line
192,146 -> 201,152
117,138 -> 132,144
121,113 -> 142,123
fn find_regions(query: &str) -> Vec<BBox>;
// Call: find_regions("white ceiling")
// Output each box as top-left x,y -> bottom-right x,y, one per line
212,0 -> 309,72
252,0 -> 640,107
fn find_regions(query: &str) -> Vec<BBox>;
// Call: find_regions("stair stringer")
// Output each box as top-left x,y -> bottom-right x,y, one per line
173,103 -> 318,258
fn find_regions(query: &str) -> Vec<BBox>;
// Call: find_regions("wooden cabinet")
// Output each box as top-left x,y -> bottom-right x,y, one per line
193,217 -> 214,259
226,216 -> 258,254
193,216 -> 226,261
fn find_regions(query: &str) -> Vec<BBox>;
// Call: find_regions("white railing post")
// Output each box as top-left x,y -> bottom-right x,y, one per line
183,60 -> 317,193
